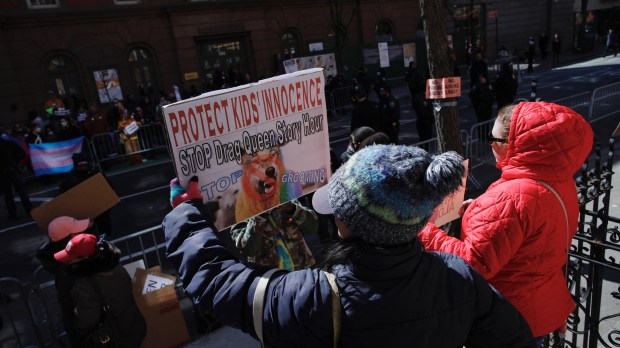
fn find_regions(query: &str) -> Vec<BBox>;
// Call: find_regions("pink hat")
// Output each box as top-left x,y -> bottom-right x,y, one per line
48,216 -> 90,242
54,233 -> 98,263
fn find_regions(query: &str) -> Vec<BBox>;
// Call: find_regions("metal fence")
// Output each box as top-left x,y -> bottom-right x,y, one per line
550,138 -> 620,348
552,91 -> 592,119
87,123 -> 169,168
326,86 -> 354,115
0,274 -> 60,348
588,81 -> 620,123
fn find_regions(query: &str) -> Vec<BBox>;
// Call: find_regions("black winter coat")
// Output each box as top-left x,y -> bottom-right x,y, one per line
69,245 -> 146,348
350,99 -> 383,134
163,201 -> 535,348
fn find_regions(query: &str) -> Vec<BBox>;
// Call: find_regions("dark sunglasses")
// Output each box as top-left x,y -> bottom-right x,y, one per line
487,132 -> 508,145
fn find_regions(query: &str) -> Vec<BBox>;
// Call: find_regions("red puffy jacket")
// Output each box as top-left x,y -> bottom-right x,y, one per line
419,102 -> 593,336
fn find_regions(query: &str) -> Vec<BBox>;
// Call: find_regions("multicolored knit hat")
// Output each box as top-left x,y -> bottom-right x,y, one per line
313,145 -> 464,245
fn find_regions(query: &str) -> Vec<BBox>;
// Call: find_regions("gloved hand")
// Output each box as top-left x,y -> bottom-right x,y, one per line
170,176 -> 202,208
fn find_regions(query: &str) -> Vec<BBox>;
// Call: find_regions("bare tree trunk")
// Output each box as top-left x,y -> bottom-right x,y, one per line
419,0 -> 464,156
328,0 -> 361,73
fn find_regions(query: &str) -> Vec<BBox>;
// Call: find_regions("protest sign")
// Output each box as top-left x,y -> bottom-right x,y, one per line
282,53 -> 337,78
162,68 -> 331,227
431,159 -> 469,227
426,77 -> 461,99
123,121 -> 140,136
378,42 -> 390,68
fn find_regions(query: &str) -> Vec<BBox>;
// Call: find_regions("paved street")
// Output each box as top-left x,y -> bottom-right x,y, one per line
0,53 -> 619,347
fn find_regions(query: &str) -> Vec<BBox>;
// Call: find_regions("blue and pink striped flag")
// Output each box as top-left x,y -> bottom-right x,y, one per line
29,137 -> 84,176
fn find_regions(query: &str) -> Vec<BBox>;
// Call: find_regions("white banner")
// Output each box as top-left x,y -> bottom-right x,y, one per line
378,42 -> 390,68
283,53 -> 337,78
163,69 -> 331,226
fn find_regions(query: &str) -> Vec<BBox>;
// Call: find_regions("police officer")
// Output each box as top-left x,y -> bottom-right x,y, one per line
378,85 -> 400,144
350,87 -> 383,134
0,136 -> 33,220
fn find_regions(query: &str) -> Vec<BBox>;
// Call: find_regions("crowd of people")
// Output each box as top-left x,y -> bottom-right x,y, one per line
164,100 -> 592,347
4,39 -> 599,347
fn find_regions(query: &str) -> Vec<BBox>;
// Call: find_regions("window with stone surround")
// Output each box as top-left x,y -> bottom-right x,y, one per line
114,0 -> 141,4
27,0 -> 59,9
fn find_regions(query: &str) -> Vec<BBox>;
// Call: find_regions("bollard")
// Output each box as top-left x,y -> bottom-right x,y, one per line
529,78 -> 537,101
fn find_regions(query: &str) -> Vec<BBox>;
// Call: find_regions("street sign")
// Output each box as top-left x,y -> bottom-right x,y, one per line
425,77 -> 461,99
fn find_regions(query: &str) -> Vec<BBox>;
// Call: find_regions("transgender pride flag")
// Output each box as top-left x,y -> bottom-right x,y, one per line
29,137 -> 84,176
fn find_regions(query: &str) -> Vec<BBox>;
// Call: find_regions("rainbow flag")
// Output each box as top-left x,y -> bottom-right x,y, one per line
29,137 -> 84,176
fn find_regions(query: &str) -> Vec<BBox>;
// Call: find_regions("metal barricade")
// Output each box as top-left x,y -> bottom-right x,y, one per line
386,76 -> 410,102
137,123 -> 168,153
329,86 -> 354,114
87,123 -> 169,169
411,137 -> 440,153
466,119 -> 496,188
111,226 -> 169,272
31,266 -> 67,346
0,277 -> 47,348
552,91 -> 592,118
88,131 -> 123,167
588,81 -> 620,123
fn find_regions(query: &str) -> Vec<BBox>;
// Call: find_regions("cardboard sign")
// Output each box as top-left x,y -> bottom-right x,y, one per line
123,121 -> 140,136
31,173 -> 119,234
425,77 -> 462,99
142,273 -> 175,295
162,69 -> 331,226
403,43 -> 416,67
123,259 -> 146,280
431,160 -> 469,227
132,268 -> 190,348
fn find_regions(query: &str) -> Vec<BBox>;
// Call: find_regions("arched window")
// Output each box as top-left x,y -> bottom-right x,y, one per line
46,54 -> 84,111
128,47 -> 158,99
281,29 -> 301,58
375,20 -> 394,42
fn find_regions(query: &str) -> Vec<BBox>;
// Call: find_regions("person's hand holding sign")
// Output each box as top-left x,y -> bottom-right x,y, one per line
170,176 -> 202,208
459,199 -> 474,216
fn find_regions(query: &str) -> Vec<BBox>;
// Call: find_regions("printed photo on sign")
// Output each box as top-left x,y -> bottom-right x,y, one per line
282,53 -> 337,78
162,69 -> 331,228
93,69 -> 123,103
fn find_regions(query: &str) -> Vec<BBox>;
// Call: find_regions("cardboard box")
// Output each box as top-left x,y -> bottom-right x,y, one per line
31,173 -> 120,234
133,267 -> 190,348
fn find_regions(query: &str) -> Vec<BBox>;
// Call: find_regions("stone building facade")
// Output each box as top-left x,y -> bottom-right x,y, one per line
0,0 -> 419,124
0,0 -> 617,125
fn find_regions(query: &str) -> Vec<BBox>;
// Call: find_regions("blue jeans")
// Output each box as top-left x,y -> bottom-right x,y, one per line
534,335 -> 546,347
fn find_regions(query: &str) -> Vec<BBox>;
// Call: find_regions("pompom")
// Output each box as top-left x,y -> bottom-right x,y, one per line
425,151 -> 465,197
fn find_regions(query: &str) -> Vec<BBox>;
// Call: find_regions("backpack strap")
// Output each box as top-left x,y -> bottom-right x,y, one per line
252,268 -> 279,347
535,180 -> 570,279
252,268 -> 342,348
323,271 -> 341,348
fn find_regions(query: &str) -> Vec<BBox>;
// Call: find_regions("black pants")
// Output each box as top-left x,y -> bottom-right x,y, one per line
603,45 -> 617,57
414,97 -> 434,143
0,174 -> 32,218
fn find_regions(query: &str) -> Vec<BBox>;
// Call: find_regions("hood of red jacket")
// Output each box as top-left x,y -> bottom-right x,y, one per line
498,102 -> 593,182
